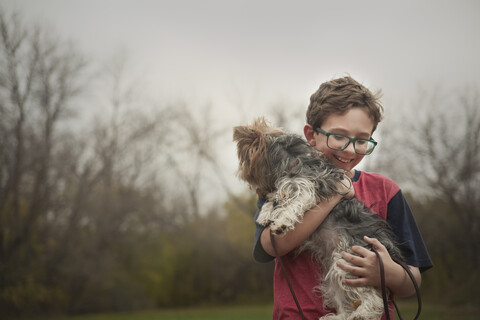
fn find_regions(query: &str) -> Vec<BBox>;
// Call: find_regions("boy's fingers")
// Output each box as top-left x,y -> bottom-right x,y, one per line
350,245 -> 374,258
341,251 -> 366,267
363,236 -> 386,252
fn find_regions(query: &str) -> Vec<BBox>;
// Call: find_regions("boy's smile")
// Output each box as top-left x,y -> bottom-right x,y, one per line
304,107 -> 375,174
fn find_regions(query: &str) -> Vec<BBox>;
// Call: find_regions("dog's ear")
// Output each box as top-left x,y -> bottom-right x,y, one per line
232,117 -> 282,186
232,124 -> 267,185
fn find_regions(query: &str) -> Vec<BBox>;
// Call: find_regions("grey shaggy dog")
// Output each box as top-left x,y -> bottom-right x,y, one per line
233,118 -> 404,320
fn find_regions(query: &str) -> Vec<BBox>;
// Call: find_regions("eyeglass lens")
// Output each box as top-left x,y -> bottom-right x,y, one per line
327,134 -> 374,154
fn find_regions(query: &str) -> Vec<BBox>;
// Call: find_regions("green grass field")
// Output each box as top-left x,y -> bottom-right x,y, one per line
22,301 -> 479,320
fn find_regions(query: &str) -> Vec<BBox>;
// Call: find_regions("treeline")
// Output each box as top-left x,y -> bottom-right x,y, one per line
1,7 -> 479,318
366,87 -> 480,307
0,9 -> 273,317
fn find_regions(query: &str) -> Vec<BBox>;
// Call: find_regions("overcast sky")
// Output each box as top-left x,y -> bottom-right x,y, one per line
2,0 -> 480,197
3,0 -> 479,118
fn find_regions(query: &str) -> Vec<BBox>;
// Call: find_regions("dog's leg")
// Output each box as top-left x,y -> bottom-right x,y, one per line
318,248 -> 352,320
256,200 -> 275,227
320,245 -> 384,320
267,176 -> 317,235
319,313 -> 347,320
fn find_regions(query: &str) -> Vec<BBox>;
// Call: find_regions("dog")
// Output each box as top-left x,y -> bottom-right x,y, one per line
233,117 -> 404,320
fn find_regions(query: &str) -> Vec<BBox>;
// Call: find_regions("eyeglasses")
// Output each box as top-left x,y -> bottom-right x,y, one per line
315,128 -> 377,155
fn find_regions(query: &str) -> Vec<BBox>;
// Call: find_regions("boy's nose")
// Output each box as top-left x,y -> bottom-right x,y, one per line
344,142 -> 356,154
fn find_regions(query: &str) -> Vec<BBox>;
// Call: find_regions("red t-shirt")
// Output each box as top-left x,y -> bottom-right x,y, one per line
258,171 -> 400,319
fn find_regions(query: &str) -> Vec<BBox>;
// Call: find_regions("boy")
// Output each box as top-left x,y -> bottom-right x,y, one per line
253,76 -> 433,319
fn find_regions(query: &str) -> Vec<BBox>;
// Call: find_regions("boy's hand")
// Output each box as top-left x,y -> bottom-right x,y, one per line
337,236 -> 394,288
336,174 -> 355,199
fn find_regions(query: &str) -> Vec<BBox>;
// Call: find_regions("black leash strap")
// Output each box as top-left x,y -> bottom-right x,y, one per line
372,248 -> 422,320
270,232 -> 307,320
392,257 -> 422,320
372,248 -> 390,319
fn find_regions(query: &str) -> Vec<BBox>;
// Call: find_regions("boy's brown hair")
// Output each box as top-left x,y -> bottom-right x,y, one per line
306,76 -> 384,133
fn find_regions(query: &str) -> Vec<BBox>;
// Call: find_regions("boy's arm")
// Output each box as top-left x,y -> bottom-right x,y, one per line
260,178 -> 354,257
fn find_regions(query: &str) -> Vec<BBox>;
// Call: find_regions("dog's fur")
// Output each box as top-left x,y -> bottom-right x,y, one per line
233,118 -> 404,320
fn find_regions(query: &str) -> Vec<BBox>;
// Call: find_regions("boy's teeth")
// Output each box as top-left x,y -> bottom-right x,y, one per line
336,156 -> 350,163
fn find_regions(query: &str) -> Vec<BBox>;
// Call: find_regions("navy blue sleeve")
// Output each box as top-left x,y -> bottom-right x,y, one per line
386,190 -> 433,273
252,198 -> 275,263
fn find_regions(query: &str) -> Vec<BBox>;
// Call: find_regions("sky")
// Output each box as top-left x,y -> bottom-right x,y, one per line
3,0 -> 480,115
2,0 -> 480,198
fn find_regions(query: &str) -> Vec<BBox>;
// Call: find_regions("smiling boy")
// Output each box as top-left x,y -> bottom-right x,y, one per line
253,76 -> 433,319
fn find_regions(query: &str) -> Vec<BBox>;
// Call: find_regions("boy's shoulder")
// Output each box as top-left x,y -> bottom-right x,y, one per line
353,170 -> 400,199
354,170 -> 397,186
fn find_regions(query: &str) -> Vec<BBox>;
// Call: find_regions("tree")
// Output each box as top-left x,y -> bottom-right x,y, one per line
366,86 -> 480,305
0,9 -> 172,315
0,7 -> 279,316
0,9 -> 89,314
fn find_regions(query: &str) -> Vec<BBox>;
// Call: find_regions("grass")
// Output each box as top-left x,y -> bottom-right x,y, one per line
23,305 -> 272,320
20,301 -> 480,320
393,299 -> 479,320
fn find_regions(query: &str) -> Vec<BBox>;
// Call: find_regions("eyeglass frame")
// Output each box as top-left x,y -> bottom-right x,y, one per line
314,128 -> 377,155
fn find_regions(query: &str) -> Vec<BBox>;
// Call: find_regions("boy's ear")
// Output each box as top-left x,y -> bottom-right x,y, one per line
304,124 -> 316,147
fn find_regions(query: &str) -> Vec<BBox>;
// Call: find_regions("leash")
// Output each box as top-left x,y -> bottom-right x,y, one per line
391,256 -> 422,320
371,246 -> 422,320
271,231 -> 421,320
371,247 -> 390,318
270,232 -> 307,320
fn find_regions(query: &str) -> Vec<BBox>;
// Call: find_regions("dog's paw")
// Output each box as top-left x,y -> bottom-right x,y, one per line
271,224 -> 289,235
256,202 -> 274,226
268,209 -> 299,235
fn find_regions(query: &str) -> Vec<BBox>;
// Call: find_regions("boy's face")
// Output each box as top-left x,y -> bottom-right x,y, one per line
305,107 -> 375,173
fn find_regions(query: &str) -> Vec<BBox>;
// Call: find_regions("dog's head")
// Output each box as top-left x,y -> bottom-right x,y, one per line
232,117 -> 284,195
